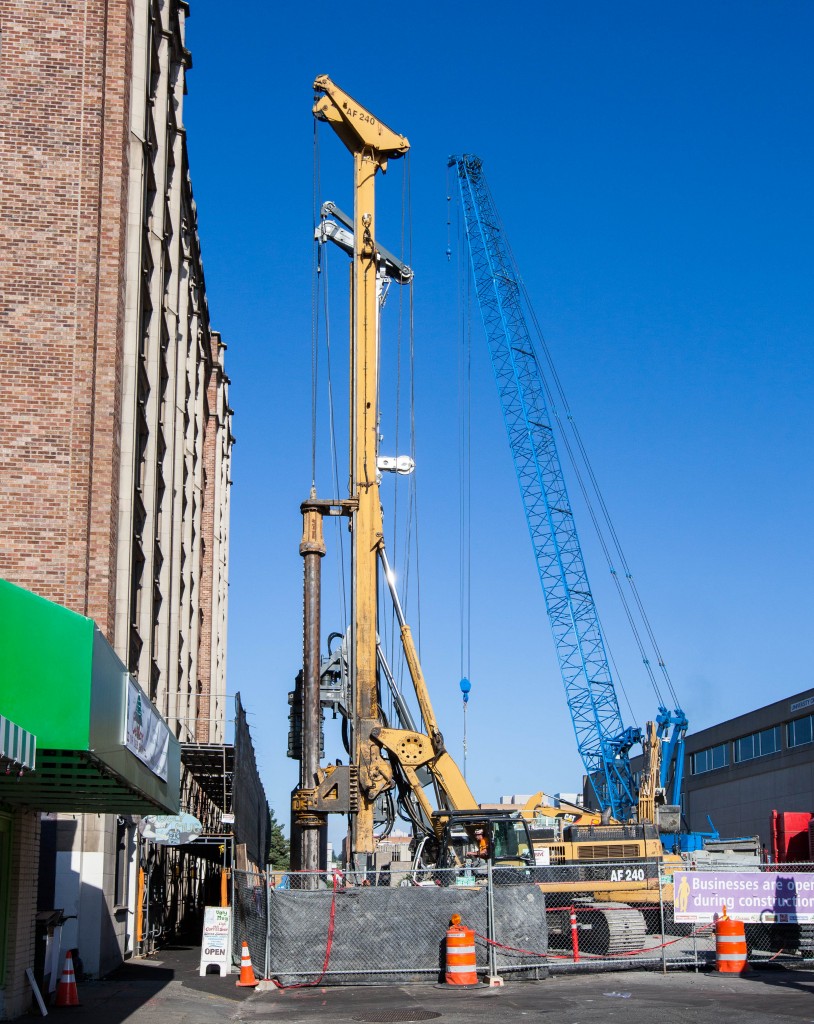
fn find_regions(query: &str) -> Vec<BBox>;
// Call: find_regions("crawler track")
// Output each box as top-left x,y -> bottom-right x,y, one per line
575,901 -> 648,955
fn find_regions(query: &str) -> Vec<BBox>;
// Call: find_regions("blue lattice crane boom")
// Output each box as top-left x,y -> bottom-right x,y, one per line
450,153 -> 686,824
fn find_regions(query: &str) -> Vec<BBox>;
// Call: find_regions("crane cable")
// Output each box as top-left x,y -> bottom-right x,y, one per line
453,182 -> 474,779
311,119 -> 319,488
312,122 -> 348,631
403,155 -> 423,706
453,179 -> 472,690
385,154 -> 408,691
380,155 -> 421,726
480,176 -> 679,712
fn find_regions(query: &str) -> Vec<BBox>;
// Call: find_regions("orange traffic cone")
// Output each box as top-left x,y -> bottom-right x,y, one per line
235,941 -> 259,987
54,950 -> 80,1007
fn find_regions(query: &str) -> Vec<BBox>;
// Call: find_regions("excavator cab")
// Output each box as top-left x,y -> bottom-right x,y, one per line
434,811 -> 535,880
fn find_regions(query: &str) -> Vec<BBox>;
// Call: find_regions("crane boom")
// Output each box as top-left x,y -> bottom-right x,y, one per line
450,153 -> 641,821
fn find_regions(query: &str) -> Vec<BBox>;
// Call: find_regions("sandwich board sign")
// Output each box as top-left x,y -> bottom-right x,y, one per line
199,906 -> 232,977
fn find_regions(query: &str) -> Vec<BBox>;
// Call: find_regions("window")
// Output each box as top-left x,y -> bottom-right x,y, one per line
734,726 -> 781,763
788,715 -> 814,749
691,743 -> 728,774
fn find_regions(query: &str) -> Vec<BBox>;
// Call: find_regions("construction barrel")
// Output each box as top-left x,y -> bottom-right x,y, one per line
445,914 -> 478,986
715,906 -> 748,974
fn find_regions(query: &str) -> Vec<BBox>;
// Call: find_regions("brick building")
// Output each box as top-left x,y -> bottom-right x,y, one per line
0,0 -> 232,1016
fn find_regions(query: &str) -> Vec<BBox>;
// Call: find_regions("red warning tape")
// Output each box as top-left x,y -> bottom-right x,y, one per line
270,872 -> 339,990
472,914 -> 717,961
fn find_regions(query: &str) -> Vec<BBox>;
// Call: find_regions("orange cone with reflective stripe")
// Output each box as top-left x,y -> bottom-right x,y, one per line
445,914 -> 478,986
235,941 -> 260,987
54,950 -> 80,1007
715,905 -> 749,974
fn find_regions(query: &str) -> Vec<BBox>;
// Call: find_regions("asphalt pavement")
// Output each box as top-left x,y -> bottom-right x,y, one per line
41,944 -> 814,1024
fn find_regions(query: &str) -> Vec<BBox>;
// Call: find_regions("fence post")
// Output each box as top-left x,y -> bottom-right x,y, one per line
264,864 -> 272,983
658,861 -> 667,974
569,906 -> 580,963
144,855 -> 152,956
230,837 -> 235,910
485,859 -> 503,987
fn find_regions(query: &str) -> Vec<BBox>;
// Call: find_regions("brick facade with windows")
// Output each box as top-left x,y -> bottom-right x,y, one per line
0,0 -> 133,630
0,0 -> 232,1012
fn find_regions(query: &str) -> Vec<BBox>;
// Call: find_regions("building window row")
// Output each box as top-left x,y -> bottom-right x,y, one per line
788,713 -> 813,749
734,725 -> 781,763
690,716 -> 812,775
691,743 -> 728,775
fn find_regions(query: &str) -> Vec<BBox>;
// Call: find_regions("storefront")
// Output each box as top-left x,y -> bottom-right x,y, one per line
0,579 -> 180,1018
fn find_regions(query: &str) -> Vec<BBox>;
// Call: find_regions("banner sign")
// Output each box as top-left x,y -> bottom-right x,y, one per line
674,870 -> 814,923
138,813 -> 202,845
199,906 -> 232,977
124,678 -> 169,781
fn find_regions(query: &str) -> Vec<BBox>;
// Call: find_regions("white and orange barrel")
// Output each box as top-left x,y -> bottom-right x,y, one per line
715,905 -> 748,974
445,913 -> 478,986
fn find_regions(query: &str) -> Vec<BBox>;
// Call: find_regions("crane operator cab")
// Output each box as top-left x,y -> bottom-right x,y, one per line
433,811 -> 535,883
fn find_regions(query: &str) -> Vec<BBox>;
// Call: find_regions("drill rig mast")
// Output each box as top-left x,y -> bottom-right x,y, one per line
311,75 -> 410,863
300,81 -> 535,873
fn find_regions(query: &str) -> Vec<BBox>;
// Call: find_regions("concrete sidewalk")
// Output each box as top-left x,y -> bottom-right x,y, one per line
43,944 -> 255,1024
40,945 -> 814,1024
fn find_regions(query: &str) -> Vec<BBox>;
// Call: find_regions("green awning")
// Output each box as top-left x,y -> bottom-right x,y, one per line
0,579 -> 180,813
0,714 -> 36,772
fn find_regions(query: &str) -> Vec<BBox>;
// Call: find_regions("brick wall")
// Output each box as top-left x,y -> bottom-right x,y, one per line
0,0 -> 233,996
196,356 -> 216,743
0,0 -> 133,640
0,810 -> 41,1019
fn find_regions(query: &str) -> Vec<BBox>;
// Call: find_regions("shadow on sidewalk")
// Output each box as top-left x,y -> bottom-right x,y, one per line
47,943 -> 255,1023
736,962 -> 814,998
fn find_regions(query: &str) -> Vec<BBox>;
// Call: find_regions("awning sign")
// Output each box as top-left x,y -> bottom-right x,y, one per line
674,870 -> 814,923
125,679 -> 169,781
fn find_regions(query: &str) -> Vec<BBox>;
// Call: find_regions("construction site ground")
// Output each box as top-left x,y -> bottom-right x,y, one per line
40,942 -> 814,1024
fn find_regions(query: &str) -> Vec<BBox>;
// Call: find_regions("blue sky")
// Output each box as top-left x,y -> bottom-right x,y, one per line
184,2 -> 813,841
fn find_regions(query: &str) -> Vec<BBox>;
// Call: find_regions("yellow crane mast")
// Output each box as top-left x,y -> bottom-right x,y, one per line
311,76 -> 409,861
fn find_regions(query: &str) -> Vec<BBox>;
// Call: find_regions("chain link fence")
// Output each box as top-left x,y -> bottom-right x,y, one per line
230,860 -> 814,984
232,868 -> 268,980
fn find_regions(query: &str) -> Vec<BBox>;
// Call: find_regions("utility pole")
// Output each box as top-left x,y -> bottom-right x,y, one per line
312,76 -> 409,865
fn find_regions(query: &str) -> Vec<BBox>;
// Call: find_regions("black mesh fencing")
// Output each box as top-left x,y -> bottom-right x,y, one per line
229,861 -> 814,984
232,868 -> 268,978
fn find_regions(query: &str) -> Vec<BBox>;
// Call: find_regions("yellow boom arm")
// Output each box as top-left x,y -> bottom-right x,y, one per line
313,75 -> 409,169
